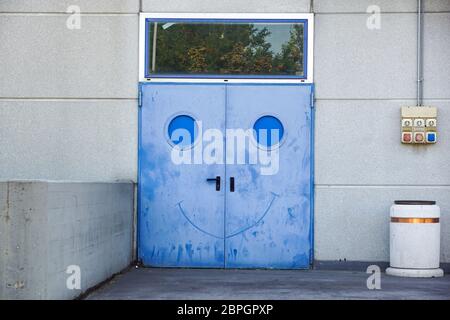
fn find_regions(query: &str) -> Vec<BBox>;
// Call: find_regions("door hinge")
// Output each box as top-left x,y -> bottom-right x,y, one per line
310,90 -> 315,109
138,90 -> 143,108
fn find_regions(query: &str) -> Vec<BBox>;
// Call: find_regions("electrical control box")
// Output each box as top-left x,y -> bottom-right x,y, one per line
401,106 -> 437,144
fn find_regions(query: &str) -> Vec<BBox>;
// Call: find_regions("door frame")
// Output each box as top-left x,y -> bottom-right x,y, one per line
137,12 -> 316,267
138,82 -> 315,267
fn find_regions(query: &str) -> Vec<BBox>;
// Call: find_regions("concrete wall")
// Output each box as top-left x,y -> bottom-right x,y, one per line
140,0 -> 450,266
0,2 -> 138,181
0,181 -> 134,299
312,2 -> 450,266
0,0 -> 449,269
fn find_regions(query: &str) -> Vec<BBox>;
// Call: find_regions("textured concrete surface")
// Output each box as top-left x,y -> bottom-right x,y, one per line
315,100 -> 450,185
315,13 -> 417,99
315,12 -> 450,99
422,13 -> 450,99
314,186 -> 450,263
141,0 -> 310,13
86,268 -> 450,300
0,0 -> 140,13
0,15 -> 138,99
0,100 -> 137,181
314,0 -> 450,13
312,8 -> 450,265
0,181 -> 134,300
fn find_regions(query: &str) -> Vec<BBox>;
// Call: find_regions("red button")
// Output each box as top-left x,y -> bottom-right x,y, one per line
402,132 -> 412,143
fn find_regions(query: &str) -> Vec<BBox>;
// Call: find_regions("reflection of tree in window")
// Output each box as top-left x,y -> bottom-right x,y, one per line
187,47 -> 208,72
273,24 -> 304,75
149,22 -> 304,76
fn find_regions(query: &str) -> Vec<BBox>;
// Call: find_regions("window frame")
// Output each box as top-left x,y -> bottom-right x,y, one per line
139,13 -> 314,83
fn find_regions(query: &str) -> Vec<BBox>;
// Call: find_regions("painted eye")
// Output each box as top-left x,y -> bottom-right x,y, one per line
253,116 -> 284,147
167,115 -> 198,148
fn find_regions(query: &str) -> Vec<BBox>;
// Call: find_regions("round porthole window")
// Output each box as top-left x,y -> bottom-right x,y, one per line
253,115 -> 285,148
167,114 -> 198,149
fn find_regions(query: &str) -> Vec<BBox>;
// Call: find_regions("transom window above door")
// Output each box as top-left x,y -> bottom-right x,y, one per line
139,14 -> 314,82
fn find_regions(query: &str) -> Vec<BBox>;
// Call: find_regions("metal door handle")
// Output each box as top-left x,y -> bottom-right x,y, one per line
207,176 -> 221,191
230,177 -> 235,192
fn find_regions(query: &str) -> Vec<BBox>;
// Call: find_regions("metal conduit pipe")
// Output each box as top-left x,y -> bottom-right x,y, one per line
417,0 -> 424,106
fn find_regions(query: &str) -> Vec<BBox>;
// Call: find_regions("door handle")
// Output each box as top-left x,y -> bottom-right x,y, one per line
230,177 -> 235,192
207,176 -> 221,191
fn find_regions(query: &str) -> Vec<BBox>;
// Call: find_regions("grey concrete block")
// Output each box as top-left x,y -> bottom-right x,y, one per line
0,100 -> 137,182
424,0 -> 450,12
314,99 -> 450,185
0,183 -> 5,299
314,0 -> 450,13
423,13 -> 450,99
141,0 -> 311,13
0,0 -> 140,13
314,186 -> 450,263
0,15 -> 138,98
0,181 -> 134,300
0,182 -> 49,299
314,13 -> 417,99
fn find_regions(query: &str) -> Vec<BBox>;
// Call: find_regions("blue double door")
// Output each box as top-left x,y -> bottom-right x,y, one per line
139,83 -> 313,269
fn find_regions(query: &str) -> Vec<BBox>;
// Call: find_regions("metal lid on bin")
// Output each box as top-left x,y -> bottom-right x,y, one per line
394,200 -> 436,205
391,200 -> 440,218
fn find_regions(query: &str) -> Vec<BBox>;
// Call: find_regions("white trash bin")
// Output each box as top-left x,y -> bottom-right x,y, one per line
386,200 -> 444,277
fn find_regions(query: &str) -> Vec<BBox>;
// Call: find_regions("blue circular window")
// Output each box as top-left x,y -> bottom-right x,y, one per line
253,115 -> 284,147
167,115 -> 198,148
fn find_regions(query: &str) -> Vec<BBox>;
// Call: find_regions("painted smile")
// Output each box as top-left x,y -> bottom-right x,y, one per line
176,192 -> 280,239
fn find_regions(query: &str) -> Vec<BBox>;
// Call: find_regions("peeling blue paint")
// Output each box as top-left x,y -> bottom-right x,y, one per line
176,245 -> 183,263
224,84 -> 313,269
138,83 -> 313,269
185,243 -> 193,260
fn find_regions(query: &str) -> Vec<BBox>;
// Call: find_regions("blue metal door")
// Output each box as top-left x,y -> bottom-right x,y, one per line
138,83 -> 313,269
139,83 -> 226,267
225,84 -> 313,269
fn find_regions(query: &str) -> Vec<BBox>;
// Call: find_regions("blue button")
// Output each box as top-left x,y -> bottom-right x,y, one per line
427,132 -> 436,142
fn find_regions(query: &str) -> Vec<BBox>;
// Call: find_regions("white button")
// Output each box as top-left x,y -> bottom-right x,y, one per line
413,118 -> 425,127
402,119 -> 413,127
426,118 -> 437,127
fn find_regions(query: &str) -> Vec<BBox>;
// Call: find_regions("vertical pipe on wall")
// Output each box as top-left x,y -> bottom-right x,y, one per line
417,0 -> 424,106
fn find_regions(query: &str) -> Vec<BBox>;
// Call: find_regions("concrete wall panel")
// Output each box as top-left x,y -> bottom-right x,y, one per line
314,13 -> 417,99
0,0 -> 140,13
141,0 -> 311,13
0,100 -> 137,182
314,99 -> 450,185
314,0 -> 450,13
0,15 -> 138,98
423,13 -> 450,99
314,186 -> 450,263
